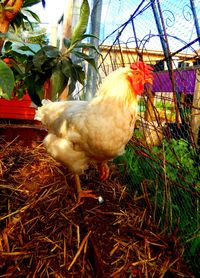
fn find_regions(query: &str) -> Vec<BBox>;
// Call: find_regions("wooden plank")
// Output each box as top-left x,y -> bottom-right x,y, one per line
191,68 -> 200,145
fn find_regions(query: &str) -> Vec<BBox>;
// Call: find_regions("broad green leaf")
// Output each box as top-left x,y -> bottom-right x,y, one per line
50,68 -> 68,100
33,50 -> 48,71
81,34 -> 98,40
70,0 -> 90,46
71,65 -> 85,84
3,41 -> 12,52
42,46 -> 60,58
72,51 -> 97,70
28,89 -> 42,106
63,38 -> 71,49
9,61 -> 25,75
19,45 -> 38,54
15,12 -> 33,29
61,58 -> 73,77
13,43 -> 41,55
22,0 -> 42,8
74,42 -> 101,55
0,88 -> 10,100
0,60 -> 15,98
0,32 -> 23,43
33,46 -> 59,71
25,9 -> 41,22
69,80 -> 76,95
25,74 -> 44,106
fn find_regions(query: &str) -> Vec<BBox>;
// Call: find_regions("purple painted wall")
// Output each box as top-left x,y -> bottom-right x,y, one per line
152,69 -> 196,94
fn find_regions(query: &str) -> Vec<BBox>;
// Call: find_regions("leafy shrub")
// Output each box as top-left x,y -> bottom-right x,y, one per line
0,0 -> 99,105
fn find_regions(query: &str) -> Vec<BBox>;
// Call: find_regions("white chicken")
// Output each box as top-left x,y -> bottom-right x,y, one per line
35,61 -> 153,200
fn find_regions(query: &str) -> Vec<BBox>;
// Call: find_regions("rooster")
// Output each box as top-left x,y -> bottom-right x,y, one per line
35,61 -> 153,201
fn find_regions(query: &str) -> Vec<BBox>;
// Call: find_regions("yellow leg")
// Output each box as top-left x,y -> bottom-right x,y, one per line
74,174 -> 97,203
98,162 -> 110,181
74,174 -> 82,194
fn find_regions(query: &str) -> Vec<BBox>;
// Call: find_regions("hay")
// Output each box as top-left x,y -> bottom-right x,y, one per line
0,139 -> 194,277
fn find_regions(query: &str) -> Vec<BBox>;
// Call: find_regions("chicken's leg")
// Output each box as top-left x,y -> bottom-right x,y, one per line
98,162 -> 110,181
74,174 -> 82,194
74,174 -> 97,203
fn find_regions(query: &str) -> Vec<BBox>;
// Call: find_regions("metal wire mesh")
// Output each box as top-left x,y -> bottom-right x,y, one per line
94,0 -> 200,275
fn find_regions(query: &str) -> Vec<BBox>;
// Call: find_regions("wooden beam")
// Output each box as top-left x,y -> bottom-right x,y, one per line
192,68 -> 200,145
144,85 -> 155,122
59,0 -> 73,100
61,0 -> 73,52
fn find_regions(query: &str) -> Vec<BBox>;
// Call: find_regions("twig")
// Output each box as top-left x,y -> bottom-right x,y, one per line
68,230 -> 92,271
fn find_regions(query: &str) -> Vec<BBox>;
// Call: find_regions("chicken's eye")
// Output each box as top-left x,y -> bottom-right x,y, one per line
134,71 -> 141,77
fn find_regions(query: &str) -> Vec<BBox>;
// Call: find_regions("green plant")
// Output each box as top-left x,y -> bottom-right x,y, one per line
155,100 -> 173,110
0,58 -> 15,98
15,22 -> 48,45
115,138 -> 200,275
0,0 -> 46,98
138,97 -> 145,107
9,0 -> 45,30
0,0 -> 99,105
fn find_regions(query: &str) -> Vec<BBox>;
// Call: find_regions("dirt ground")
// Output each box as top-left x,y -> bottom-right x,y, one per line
0,126 -> 195,277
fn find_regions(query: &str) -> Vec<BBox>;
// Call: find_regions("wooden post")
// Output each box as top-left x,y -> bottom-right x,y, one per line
85,0 -> 102,100
192,68 -> 200,145
144,85 -> 155,122
61,0 -> 73,52
50,24 -> 58,47
59,0 -> 73,100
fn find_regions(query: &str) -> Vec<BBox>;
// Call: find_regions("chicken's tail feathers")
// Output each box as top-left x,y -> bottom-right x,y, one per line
34,99 -> 52,121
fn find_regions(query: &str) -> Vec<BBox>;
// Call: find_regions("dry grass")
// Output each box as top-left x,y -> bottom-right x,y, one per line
0,138 -> 195,277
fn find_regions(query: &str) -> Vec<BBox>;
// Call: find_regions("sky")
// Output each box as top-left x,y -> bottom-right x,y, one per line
31,0 -> 66,24
30,0 -> 200,53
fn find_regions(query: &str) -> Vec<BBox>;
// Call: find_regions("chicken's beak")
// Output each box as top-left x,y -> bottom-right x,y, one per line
143,70 -> 153,86
145,77 -> 153,85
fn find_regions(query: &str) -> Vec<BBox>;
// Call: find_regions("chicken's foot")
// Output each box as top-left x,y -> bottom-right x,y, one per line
74,174 -> 98,203
78,190 -> 98,203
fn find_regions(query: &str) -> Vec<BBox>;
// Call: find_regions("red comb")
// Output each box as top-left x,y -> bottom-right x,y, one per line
129,61 -> 153,95
130,61 -> 153,82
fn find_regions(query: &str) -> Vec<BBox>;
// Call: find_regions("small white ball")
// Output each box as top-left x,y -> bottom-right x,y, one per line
98,196 -> 104,204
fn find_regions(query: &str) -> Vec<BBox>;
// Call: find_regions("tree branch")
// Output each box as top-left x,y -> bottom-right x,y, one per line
0,0 -> 24,33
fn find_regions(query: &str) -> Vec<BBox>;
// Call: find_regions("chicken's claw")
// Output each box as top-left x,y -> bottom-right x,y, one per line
77,190 -> 98,203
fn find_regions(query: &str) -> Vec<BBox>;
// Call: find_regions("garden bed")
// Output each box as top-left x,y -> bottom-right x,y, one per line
0,129 -> 195,277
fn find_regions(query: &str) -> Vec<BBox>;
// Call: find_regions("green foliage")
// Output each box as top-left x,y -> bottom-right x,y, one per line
138,97 -> 145,107
70,0 -> 90,47
0,32 -> 23,43
0,0 -> 99,104
161,139 -> 199,189
115,138 -> 200,274
10,0 -> 45,30
155,100 -> 173,110
0,59 -> 15,98
27,30 -> 48,45
18,22 -> 48,45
